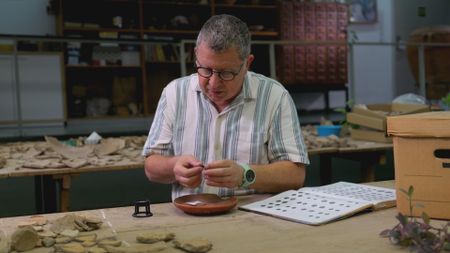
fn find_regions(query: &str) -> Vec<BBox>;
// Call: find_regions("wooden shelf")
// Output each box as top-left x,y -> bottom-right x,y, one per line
63,27 -> 141,33
143,29 -> 199,35
66,65 -> 141,68
215,4 -> 277,9
141,1 -> 211,7
251,31 -> 278,37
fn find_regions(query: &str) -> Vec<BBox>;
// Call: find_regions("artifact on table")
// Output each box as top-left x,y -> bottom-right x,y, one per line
54,242 -> 85,253
173,238 -> 212,253
97,238 -> 122,247
101,241 -> 168,253
302,125 -> 356,150
3,135 -> 146,171
74,233 -> 97,243
136,230 -> 175,243
50,214 -> 103,234
60,229 -> 80,238
0,230 -> 10,253
45,136 -> 95,160
94,138 -> 126,156
0,156 -> 7,169
10,226 -> 39,252
85,131 -> 102,145
42,237 -> 56,247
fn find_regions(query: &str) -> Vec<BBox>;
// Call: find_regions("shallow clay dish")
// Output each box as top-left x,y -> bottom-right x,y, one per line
173,194 -> 238,215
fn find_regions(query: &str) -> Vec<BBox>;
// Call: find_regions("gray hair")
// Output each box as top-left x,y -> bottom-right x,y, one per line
196,14 -> 251,60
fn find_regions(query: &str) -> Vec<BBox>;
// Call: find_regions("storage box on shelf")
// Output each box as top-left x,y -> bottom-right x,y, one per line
346,103 -> 430,143
387,111 -> 450,219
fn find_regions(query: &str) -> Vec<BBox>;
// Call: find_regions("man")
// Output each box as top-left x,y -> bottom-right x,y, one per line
143,14 -> 309,200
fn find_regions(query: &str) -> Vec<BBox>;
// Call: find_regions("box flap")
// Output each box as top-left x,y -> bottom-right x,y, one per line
350,128 -> 392,143
347,112 -> 386,131
387,111 -> 450,137
352,103 -> 429,119
390,103 -> 430,113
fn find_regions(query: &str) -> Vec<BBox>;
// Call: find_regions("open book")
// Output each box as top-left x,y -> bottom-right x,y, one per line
239,182 -> 396,225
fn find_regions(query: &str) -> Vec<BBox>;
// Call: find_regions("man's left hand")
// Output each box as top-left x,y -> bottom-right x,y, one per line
203,160 -> 244,188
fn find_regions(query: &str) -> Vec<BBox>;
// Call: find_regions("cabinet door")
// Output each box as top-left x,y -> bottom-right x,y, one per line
18,54 -> 64,121
0,55 -> 16,121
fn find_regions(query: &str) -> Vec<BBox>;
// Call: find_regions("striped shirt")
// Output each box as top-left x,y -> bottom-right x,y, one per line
143,71 -> 309,200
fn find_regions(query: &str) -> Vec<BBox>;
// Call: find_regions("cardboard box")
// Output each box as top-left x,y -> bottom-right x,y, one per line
350,128 -> 392,143
387,111 -> 450,219
348,103 -> 430,131
347,103 -> 430,142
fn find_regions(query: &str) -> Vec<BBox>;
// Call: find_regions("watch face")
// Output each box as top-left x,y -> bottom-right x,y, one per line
245,169 -> 256,183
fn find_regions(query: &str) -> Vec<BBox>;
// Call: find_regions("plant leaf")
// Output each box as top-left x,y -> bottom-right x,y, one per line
399,188 -> 409,196
407,185 -> 414,198
396,213 -> 408,226
443,241 -> 450,251
421,212 -> 430,225
379,229 -> 391,238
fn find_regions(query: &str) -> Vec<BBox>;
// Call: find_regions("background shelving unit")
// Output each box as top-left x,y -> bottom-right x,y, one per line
56,0 -> 281,120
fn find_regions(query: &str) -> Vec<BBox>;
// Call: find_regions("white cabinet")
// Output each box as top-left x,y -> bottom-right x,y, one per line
0,53 -> 64,124
0,55 -> 16,122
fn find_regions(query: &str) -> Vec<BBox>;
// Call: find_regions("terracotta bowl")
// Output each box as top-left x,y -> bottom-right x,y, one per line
173,193 -> 238,215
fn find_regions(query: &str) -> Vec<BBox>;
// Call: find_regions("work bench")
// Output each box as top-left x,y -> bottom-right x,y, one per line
0,138 -> 392,213
0,181 -> 423,253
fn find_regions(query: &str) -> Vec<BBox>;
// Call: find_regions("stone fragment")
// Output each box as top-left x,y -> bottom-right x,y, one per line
55,242 -> 85,253
55,236 -> 73,244
81,240 -> 96,247
62,159 -> 89,169
0,156 -> 6,169
60,229 -> 79,238
136,231 -> 175,244
173,238 -> 212,253
30,215 -> 48,226
23,160 -> 51,169
0,232 -> 10,253
45,136 -> 94,160
88,246 -> 107,253
51,214 -> 102,234
84,217 -> 103,230
33,226 -> 44,232
74,219 -> 91,231
38,230 -> 57,238
42,237 -> 56,247
98,238 -> 122,247
94,138 -> 125,156
102,241 -> 167,253
11,226 -> 39,252
17,220 -> 37,227
75,233 -> 97,242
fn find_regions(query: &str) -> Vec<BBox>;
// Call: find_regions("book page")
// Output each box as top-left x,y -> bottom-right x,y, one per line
303,182 -> 396,209
239,182 -> 396,225
239,190 -> 372,225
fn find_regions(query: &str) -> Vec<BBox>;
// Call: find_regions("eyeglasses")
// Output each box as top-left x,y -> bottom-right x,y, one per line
195,61 -> 245,81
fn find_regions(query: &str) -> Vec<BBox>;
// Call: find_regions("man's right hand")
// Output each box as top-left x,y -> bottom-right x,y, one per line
173,155 -> 204,188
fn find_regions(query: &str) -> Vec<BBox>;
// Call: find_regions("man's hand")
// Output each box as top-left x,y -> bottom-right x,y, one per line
203,160 -> 244,188
173,155 -> 204,188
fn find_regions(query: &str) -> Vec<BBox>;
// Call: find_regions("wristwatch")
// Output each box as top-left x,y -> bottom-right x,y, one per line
239,163 -> 256,189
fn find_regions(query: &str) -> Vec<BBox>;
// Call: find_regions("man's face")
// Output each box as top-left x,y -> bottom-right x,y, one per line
195,43 -> 253,111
